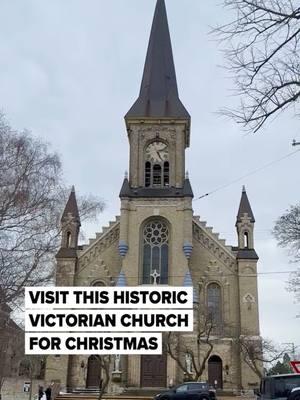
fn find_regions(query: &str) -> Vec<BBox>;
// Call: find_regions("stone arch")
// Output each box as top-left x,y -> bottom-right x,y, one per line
208,355 -> 223,389
91,279 -> 106,287
86,355 -> 102,389
144,140 -> 169,187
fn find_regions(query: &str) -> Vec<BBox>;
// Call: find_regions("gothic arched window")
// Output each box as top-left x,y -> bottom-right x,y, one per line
142,220 -> 169,284
66,231 -> 71,248
144,141 -> 169,188
243,231 -> 249,248
207,283 -> 222,329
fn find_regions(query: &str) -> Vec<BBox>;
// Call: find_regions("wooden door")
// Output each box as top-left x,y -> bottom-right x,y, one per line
141,354 -> 167,387
208,356 -> 223,389
86,356 -> 102,388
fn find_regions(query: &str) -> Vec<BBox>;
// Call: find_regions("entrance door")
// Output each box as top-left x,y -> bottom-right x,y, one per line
208,355 -> 223,389
141,354 -> 167,387
86,355 -> 102,388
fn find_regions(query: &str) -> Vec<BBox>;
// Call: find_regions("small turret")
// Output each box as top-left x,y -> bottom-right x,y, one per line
236,186 -> 258,259
57,186 -> 81,258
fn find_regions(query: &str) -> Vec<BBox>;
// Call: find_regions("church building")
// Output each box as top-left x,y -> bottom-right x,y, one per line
45,0 -> 261,393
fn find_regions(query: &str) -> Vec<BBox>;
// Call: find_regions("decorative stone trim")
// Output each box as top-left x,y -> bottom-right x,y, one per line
183,242 -> 193,259
78,223 -> 120,267
192,220 -> 236,270
243,293 -> 255,303
118,240 -> 129,258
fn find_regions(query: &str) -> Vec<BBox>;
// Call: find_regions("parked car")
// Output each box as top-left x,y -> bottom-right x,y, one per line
257,374 -> 300,400
154,382 -> 216,400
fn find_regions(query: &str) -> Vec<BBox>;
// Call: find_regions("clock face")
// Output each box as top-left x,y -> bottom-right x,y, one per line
145,141 -> 169,162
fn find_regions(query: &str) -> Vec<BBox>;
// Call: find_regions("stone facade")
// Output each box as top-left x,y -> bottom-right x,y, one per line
45,0 -> 262,393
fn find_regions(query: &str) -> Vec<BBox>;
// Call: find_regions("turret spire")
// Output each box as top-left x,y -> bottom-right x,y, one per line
62,186 -> 80,224
125,0 -> 190,123
236,185 -> 255,225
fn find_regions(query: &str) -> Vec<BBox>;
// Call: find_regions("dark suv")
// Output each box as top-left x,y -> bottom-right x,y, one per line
258,374 -> 300,400
154,382 -> 216,400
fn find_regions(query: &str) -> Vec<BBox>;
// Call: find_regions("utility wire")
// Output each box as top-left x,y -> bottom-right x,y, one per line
194,148 -> 300,201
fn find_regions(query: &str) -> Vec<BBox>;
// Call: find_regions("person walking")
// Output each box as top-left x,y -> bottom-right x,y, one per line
45,384 -> 52,400
38,386 -> 44,400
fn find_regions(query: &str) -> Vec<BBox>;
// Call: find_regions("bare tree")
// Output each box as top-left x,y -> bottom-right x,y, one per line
165,310 -> 215,382
238,336 -> 288,379
0,113 -> 104,309
215,0 -> 300,132
0,304 -> 24,399
273,203 -> 300,302
94,355 -> 111,400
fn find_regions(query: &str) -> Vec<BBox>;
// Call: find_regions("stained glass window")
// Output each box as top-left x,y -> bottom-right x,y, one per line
142,220 -> 169,284
207,283 -> 222,330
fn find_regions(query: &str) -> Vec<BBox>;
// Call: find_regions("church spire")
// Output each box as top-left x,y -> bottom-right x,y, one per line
125,0 -> 190,125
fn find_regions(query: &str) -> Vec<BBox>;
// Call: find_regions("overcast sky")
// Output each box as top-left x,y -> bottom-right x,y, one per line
1,0 -> 299,351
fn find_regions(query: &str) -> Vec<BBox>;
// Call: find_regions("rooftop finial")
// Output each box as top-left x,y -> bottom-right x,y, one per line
71,185 -> 75,193
124,170 -> 128,179
242,185 -> 246,193
185,171 -> 189,179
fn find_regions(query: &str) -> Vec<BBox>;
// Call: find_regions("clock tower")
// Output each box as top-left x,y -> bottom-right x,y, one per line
123,0 -> 191,193
118,1 -> 193,385
119,0 -> 193,289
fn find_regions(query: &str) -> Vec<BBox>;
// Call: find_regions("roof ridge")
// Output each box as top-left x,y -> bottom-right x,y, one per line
192,217 -> 234,257
79,217 -> 120,256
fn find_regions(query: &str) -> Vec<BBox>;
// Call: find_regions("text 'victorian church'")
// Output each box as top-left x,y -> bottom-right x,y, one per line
45,0 -> 262,393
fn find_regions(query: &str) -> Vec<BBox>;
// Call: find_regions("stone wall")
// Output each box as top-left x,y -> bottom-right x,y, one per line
2,377 -> 44,400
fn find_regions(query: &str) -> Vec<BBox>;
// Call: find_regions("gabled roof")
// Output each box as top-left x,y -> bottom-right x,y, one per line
61,186 -> 80,224
236,186 -> 255,224
125,0 -> 190,122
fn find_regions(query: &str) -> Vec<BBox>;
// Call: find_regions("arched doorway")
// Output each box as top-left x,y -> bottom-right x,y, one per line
141,354 -> 167,387
208,355 -> 223,389
86,355 -> 102,388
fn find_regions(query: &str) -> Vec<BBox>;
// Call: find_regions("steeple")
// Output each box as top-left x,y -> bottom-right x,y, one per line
61,185 -> 80,224
125,0 -> 190,128
57,186 -> 81,259
235,186 -> 258,259
236,185 -> 255,225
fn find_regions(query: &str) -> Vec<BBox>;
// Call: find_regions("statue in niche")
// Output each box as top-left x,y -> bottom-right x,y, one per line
114,354 -> 121,372
185,353 -> 192,374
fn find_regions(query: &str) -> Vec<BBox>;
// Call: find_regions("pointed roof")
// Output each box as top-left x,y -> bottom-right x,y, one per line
183,178 -> 194,198
125,0 -> 190,123
236,186 -> 255,224
61,186 -> 80,224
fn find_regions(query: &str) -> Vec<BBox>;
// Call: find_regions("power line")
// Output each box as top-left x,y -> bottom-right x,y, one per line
194,148 -> 300,201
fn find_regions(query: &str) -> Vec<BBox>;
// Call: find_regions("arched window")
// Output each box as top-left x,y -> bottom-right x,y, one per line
145,162 -> 151,187
153,164 -> 162,185
207,283 -> 222,330
144,141 -> 169,188
142,220 -> 169,284
163,162 -> 169,186
66,231 -> 71,248
243,232 -> 249,248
